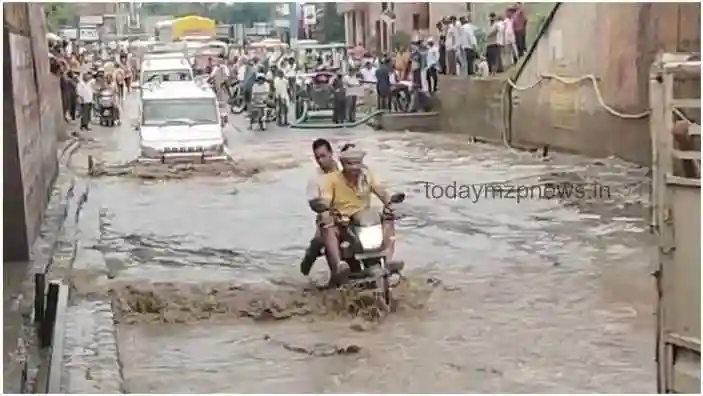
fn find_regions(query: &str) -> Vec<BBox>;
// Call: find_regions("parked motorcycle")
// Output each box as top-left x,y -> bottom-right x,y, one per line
97,89 -> 117,127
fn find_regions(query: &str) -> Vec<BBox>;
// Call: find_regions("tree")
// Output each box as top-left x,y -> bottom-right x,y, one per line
318,3 -> 344,42
45,4 -> 74,28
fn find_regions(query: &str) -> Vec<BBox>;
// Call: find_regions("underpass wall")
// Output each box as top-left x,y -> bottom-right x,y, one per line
437,75 -> 506,144
437,2 -> 700,166
3,3 -> 62,261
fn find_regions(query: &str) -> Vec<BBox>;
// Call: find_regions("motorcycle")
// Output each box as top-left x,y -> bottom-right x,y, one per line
227,80 -> 246,114
97,89 -> 117,127
309,192 -> 406,305
247,96 -> 276,130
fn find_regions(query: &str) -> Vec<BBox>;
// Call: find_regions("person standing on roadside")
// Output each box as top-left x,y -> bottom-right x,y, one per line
436,21 -> 447,74
461,15 -> 478,76
113,64 -> 125,102
513,2 -> 528,58
273,69 -> 290,126
375,57 -> 392,111
425,38 -> 439,93
77,73 -> 94,131
343,67 -> 362,122
66,71 -> 78,121
502,7 -> 518,68
485,13 -> 503,74
445,16 -> 460,75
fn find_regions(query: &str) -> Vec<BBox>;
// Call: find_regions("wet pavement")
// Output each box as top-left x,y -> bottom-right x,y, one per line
64,91 -> 656,393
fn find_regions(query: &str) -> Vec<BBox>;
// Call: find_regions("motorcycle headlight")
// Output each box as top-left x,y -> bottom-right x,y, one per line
357,224 -> 384,251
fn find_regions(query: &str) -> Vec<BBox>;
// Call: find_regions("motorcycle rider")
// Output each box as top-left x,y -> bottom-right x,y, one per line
314,147 -> 402,286
301,139 -> 343,276
249,73 -> 270,130
242,58 -> 258,111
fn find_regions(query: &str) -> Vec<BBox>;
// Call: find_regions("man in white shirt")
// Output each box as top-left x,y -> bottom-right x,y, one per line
461,16 -> 479,76
495,15 -> 506,73
273,69 -> 290,126
77,73 -> 94,131
343,68 -> 363,122
425,38 -> 439,93
359,61 -> 376,83
502,8 -> 518,68
445,16 -> 461,75
485,13 -> 504,74
454,18 -> 470,76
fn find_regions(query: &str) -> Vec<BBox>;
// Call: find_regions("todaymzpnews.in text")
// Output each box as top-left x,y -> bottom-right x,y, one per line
422,181 -> 612,204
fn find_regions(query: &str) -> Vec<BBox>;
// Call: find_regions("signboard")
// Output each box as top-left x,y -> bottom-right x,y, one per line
79,15 -> 103,25
59,28 -> 78,40
79,28 -> 99,41
303,5 -> 316,26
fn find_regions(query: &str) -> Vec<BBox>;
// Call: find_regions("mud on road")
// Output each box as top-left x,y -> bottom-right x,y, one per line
59,93 -> 657,394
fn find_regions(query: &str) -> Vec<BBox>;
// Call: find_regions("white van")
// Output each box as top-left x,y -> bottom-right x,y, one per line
136,81 -> 228,162
139,57 -> 194,86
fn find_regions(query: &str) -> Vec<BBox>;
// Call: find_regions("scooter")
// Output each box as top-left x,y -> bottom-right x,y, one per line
309,192 -> 406,305
97,89 -> 117,127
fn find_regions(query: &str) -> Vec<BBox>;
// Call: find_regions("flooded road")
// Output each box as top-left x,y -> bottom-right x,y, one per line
67,92 -> 656,393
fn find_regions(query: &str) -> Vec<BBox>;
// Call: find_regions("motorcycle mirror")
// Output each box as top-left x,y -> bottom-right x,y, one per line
390,192 -> 406,204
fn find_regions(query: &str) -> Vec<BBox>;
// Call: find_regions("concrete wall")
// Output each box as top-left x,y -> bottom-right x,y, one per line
437,75 -> 507,144
3,3 -> 61,261
511,2 -> 700,164
437,2 -> 701,165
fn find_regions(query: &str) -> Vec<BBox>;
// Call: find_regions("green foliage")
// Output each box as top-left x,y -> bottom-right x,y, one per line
45,4 -> 74,28
391,31 -> 411,50
319,4 -> 345,43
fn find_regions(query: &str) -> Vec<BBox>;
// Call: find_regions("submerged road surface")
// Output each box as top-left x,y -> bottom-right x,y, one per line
64,92 -> 656,393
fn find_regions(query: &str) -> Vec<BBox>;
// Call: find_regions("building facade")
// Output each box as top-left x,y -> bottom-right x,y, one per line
338,2 -> 485,51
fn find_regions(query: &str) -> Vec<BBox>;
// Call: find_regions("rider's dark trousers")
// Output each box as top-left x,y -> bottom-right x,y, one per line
300,234 -> 324,276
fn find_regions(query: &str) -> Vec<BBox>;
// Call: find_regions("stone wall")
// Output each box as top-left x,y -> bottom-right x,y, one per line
3,3 -> 62,261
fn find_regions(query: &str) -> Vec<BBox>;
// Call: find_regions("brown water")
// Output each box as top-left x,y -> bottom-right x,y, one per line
69,93 -> 656,393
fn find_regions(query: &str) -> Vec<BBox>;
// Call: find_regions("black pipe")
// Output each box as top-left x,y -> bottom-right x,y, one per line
40,283 -> 59,349
34,273 -> 45,325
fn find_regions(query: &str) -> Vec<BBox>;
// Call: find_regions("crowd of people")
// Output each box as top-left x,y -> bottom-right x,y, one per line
48,37 -> 134,131
437,2 -> 528,77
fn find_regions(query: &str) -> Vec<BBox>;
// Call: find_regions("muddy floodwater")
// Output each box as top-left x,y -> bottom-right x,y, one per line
66,93 -> 656,393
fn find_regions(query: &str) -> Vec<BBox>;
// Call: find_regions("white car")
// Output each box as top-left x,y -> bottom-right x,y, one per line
139,57 -> 194,87
136,81 -> 228,163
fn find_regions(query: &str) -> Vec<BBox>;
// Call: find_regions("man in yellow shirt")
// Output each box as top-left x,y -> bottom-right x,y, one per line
317,148 -> 399,285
